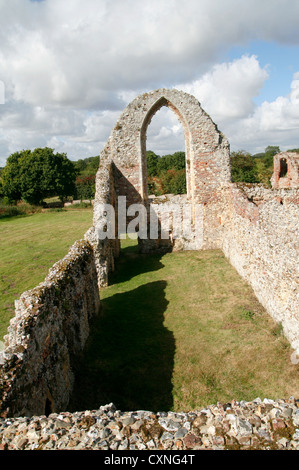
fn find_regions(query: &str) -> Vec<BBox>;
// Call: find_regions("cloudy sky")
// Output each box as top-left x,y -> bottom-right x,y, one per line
0,0 -> 299,166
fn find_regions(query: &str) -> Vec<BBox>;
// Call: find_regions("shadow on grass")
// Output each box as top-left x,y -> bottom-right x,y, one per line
68,249 -> 175,412
108,241 -> 165,286
69,281 -> 174,412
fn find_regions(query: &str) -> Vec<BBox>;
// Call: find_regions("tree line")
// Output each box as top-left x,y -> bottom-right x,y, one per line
0,145 -> 298,207
231,146 -> 299,185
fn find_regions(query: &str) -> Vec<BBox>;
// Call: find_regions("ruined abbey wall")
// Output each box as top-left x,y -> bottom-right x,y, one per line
222,184 -> 299,354
0,88 -> 298,447
0,240 -> 100,417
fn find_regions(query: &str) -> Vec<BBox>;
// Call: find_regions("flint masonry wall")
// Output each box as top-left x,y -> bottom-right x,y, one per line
92,88 -> 232,279
271,152 -> 299,189
85,158 -> 120,287
0,240 -> 100,418
222,184 -> 299,354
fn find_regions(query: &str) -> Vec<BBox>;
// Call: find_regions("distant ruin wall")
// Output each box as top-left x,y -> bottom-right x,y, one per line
271,152 -> 299,189
0,240 -> 100,418
222,184 -> 299,354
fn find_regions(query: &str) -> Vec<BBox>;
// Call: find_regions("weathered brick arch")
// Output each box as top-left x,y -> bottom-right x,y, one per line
97,88 -> 231,206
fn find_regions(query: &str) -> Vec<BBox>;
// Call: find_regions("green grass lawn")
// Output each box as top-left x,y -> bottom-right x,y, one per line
0,208 -> 93,339
69,238 -> 299,413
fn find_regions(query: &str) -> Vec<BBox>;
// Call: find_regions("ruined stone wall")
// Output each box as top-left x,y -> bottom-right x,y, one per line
222,184 -> 299,354
0,240 -> 100,418
271,152 -> 299,189
96,88 -> 231,206
1,399 -> 299,450
90,88 -> 233,273
86,158 -> 120,287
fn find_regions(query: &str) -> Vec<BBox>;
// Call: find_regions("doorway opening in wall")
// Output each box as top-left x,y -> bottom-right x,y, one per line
279,158 -> 288,178
145,106 -> 187,197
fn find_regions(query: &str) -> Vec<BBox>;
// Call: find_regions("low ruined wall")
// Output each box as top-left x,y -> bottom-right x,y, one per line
0,239 -> 100,418
222,184 -> 299,355
1,398 -> 299,450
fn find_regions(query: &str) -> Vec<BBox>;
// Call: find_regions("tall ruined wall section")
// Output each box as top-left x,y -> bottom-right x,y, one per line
93,88 -> 231,258
0,240 -> 100,418
85,159 -> 120,287
96,88 -> 231,203
222,185 -> 299,354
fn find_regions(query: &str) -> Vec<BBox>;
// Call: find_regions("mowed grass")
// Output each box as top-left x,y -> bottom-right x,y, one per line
0,208 -> 93,339
69,238 -> 299,413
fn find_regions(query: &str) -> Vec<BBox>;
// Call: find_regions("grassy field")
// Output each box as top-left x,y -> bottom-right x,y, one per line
0,208 -> 93,339
69,237 -> 299,413
1,213 -> 298,412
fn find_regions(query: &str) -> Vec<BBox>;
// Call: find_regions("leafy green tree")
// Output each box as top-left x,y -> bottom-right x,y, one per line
146,151 -> 187,195
74,156 -> 100,176
172,152 -> 186,170
146,151 -> 159,177
1,148 -> 76,205
230,150 -> 259,183
158,168 -> 187,195
264,145 -> 280,167
74,175 -> 96,200
157,152 -> 185,174
0,174 -> 4,200
1,150 -> 29,202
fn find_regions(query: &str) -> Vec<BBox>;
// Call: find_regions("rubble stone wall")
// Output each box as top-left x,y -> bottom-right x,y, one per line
95,88 -> 231,208
86,158 -> 120,288
222,184 -> 299,354
1,399 -> 299,450
271,152 -> 299,189
0,240 -> 100,418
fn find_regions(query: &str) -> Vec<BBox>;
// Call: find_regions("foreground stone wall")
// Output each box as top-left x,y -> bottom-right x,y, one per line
1,398 -> 299,450
0,239 -> 100,418
222,184 -> 299,354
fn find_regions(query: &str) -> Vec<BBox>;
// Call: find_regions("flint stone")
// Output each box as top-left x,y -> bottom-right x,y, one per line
238,418 -> 253,436
158,418 -> 180,432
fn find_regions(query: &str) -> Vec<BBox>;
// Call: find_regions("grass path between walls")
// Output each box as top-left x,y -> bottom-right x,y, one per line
69,237 -> 299,413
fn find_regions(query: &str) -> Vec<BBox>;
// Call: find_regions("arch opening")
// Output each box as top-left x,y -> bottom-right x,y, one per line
145,106 -> 186,197
140,97 -> 193,202
279,158 -> 288,178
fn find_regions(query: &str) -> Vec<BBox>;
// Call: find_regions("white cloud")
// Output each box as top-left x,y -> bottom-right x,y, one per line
177,55 -> 269,121
1,0 -> 299,108
147,57 -> 299,156
224,71 -> 299,152
146,106 -> 185,156
1,0 -> 299,164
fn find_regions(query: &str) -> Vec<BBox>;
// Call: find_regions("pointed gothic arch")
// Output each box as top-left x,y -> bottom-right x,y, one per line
96,88 -> 231,209
139,96 -> 193,201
